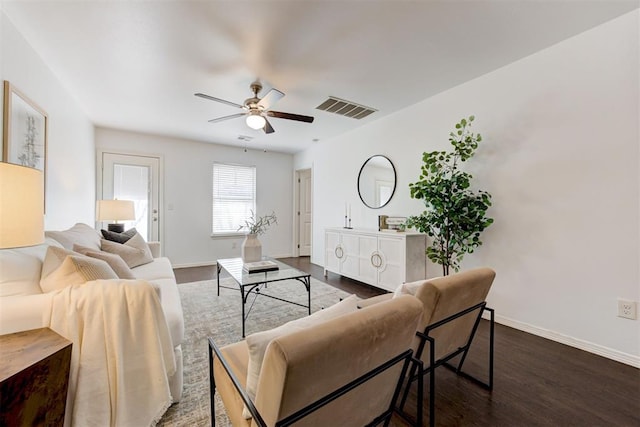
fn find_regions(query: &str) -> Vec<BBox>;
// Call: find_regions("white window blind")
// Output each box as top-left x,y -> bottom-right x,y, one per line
212,163 -> 256,234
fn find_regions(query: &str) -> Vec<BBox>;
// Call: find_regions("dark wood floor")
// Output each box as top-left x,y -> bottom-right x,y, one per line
174,257 -> 640,426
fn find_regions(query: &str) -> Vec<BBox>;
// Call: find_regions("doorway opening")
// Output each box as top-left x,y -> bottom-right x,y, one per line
295,168 -> 312,257
98,151 -> 162,243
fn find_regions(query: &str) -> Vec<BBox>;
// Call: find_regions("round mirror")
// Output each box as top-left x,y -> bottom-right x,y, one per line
357,155 -> 397,209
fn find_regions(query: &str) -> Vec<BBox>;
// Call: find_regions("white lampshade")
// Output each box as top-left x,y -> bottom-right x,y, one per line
96,199 -> 135,222
246,113 -> 266,130
0,163 -> 45,249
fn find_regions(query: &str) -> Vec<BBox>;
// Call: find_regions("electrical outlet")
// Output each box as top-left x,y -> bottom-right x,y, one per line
617,299 -> 637,320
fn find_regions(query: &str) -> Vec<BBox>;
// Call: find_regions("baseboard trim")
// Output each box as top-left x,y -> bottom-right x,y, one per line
173,254 -> 294,270
491,314 -> 640,368
173,261 -> 217,269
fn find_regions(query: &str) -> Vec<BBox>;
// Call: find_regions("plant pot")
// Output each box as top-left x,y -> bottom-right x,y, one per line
241,233 -> 262,262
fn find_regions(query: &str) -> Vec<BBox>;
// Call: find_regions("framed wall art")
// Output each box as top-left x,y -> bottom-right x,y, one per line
2,80 -> 48,179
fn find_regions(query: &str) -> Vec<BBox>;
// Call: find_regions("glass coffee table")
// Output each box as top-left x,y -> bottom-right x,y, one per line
216,257 -> 311,337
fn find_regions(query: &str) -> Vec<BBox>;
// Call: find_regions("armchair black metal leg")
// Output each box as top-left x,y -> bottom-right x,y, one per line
209,343 -> 216,427
400,334 -> 427,412
399,302 -> 496,427
396,349 -> 427,427
436,304 -> 495,391
455,306 -> 485,375
427,337 -> 435,427
487,307 -> 495,390
415,358 -> 424,427
452,306 -> 495,390
399,360 -> 418,411
382,355 -> 413,427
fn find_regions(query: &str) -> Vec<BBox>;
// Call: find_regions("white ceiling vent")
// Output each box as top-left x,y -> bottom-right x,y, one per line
316,96 -> 377,120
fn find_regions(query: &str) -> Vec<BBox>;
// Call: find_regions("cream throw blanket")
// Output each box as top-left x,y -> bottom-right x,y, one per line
49,280 -> 176,427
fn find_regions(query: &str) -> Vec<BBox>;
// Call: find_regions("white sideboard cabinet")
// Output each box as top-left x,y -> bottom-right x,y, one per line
324,227 -> 427,292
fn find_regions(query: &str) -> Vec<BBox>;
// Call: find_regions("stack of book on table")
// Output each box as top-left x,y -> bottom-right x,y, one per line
243,260 -> 279,273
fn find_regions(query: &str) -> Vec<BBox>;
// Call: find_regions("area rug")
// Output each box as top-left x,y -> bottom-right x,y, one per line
157,277 -> 352,427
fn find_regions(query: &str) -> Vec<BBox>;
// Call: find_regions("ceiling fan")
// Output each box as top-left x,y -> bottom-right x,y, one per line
195,80 -> 314,134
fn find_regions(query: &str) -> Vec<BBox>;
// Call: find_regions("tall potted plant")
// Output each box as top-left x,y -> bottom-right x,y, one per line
406,116 -> 493,275
238,210 -> 277,262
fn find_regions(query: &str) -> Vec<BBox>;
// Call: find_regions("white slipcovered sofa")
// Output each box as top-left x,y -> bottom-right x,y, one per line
0,223 -> 185,407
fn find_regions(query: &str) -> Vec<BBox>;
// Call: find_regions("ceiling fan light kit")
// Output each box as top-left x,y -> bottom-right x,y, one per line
246,112 -> 266,130
195,80 -> 314,134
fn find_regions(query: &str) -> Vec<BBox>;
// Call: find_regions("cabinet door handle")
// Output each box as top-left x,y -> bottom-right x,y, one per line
335,246 -> 344,259
371,253 -> 382,268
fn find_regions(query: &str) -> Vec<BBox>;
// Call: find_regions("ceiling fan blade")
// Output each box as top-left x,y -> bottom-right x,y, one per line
266,110 -> 314,123
263,117 -> 275,134
258,88 -> 284,110
208,112 -> 246,123
195,93 -> 244,109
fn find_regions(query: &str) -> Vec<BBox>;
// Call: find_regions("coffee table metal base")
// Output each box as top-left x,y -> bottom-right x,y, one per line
216,259 -> 311,338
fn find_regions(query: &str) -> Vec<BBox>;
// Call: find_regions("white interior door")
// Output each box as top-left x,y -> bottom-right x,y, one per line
297,169 -> 312,256
100,152 -> 160,241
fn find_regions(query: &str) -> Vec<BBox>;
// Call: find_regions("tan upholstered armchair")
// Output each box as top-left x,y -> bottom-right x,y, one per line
209,295 -> 424,427
361,267 -> 496,427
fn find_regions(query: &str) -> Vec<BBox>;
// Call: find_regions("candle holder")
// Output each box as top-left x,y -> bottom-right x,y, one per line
343,204 -> 353,229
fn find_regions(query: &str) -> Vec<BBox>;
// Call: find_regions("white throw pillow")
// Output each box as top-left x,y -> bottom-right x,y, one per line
392,277 -> 442,298
40,254 -> 118,293
73,244 -> 136,280
40,246 -> 76,280
100,233 -> 153,268
243,294 -> 361,418
44,223 -> 101,251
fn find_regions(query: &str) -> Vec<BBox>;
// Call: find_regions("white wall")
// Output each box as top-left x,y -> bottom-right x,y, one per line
295,11 -> 640,365
1,10 -> 95,229
95,128 -> 294,266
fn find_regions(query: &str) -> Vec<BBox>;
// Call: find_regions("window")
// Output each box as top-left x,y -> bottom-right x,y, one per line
212,163 -> 256,235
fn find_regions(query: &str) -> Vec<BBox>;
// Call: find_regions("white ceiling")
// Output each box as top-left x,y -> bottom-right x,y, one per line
3,1 -> 638,154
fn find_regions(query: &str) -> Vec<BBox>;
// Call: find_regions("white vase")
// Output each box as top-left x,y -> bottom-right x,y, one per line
241,233 -> 262,262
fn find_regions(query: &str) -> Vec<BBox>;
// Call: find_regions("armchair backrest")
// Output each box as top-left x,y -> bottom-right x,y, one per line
254,295 -> 423,426
412,267 -> 496,362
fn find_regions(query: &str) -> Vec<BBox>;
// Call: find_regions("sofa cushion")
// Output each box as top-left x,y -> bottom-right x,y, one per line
130,258 -> 183,347
150,277 -> 184,348
45,223 -> 101,251
101,233 -> 153,268
40,252 -> 118,293
243,294 -> 360,418
73,244 -> 136,280
101,228 -> 137,244
0,238 -> 63,297
132,257 -> 176,281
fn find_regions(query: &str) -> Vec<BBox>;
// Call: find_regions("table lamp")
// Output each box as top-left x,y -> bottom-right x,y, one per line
0,163 -> 45,249
96,199 -> 135,233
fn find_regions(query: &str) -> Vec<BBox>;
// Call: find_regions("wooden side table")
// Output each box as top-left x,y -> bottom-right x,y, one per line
0,328 -> 72,426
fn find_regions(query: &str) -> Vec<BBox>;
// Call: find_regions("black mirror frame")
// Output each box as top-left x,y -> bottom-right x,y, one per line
357,155 -> 397,209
